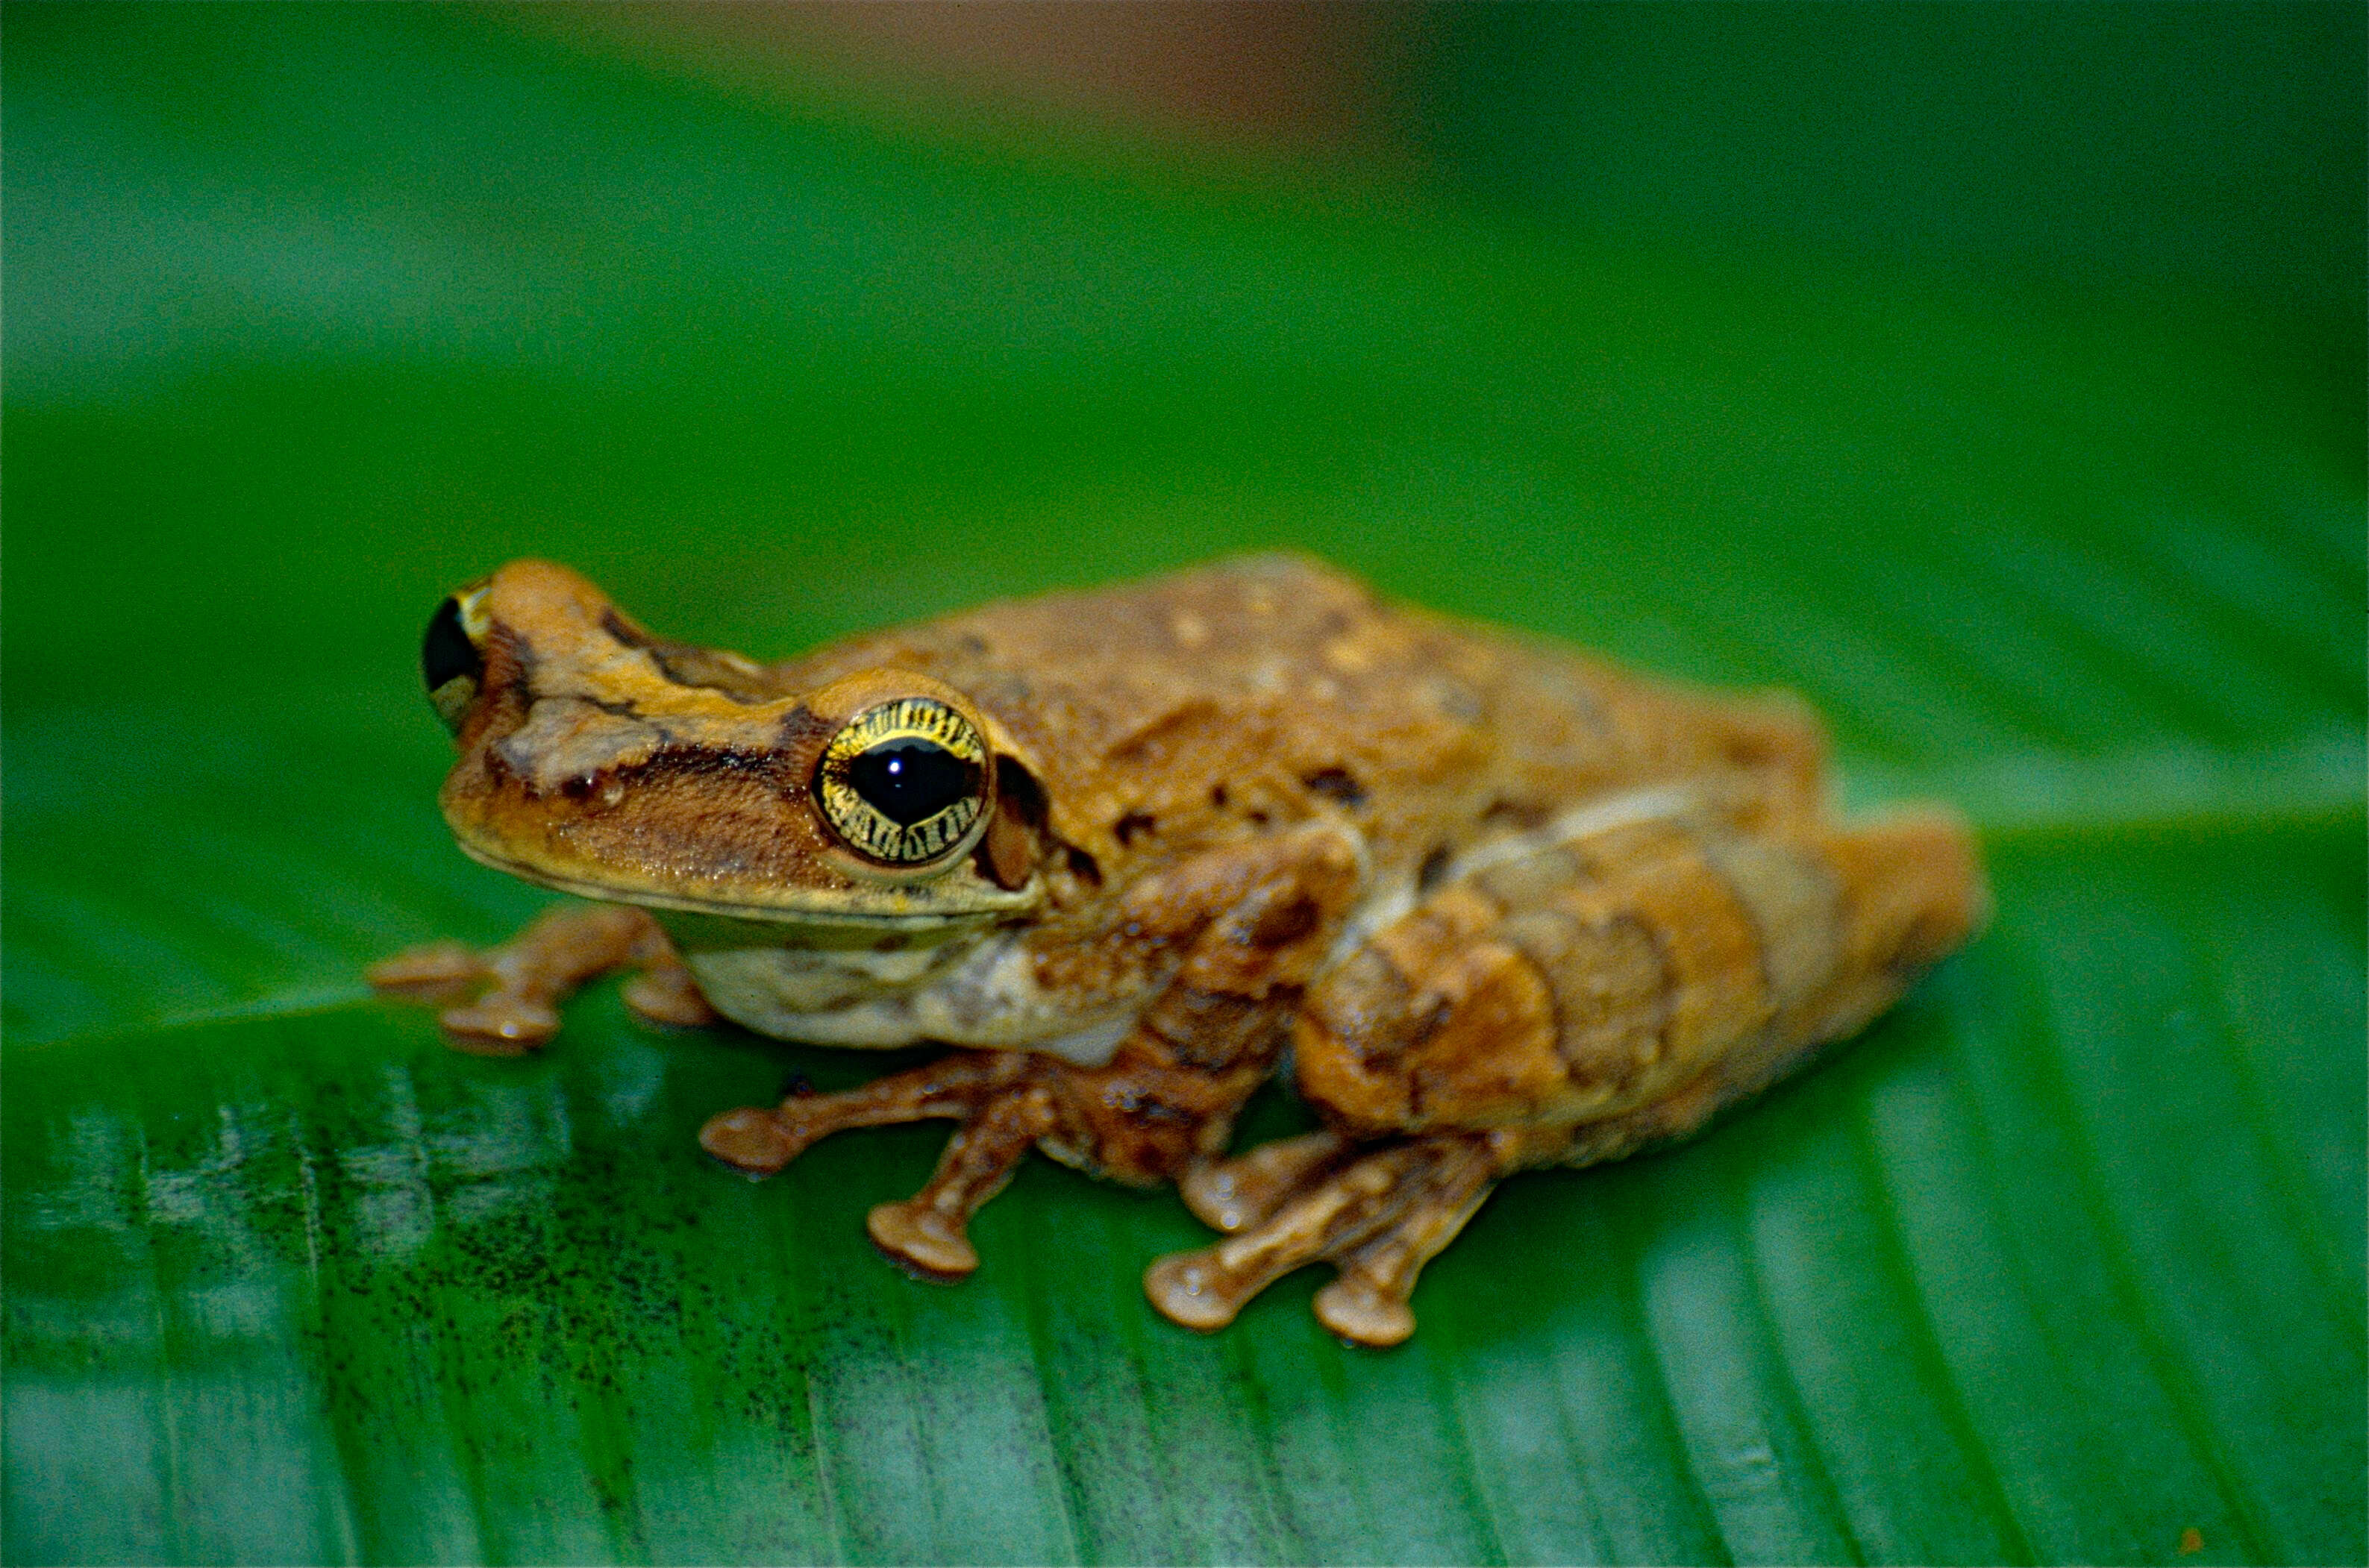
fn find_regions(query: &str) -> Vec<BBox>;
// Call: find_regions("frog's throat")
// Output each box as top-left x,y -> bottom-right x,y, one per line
453,841 -> 1034,938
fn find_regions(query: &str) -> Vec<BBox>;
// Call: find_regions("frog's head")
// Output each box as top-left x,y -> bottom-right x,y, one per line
416,560 -> 1042,939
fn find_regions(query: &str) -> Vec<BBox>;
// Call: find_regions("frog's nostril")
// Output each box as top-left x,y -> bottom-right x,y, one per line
422,595 -> 486,735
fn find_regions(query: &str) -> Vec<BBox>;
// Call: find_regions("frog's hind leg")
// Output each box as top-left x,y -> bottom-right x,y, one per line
369,903 -> 717,1054
1147,1132 -> 1513,1346
1151,793 -> 1988,1344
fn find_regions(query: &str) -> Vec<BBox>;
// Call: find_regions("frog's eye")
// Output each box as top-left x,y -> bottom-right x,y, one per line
422,584 -> 490,736
814,698 -> 992,867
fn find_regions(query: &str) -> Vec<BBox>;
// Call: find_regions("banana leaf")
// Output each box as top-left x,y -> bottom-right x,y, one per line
6,7 -> 2362,1564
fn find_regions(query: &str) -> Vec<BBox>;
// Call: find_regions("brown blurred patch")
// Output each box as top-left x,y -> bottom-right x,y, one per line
536,1 -> 1414,150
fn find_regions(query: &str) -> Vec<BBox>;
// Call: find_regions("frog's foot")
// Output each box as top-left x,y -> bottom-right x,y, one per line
701,1051 -> 1060,1278
1145,1132 -> 1506,1347
866,1085 -> 1059,1279
369,903 -> 701,1055
1179,1129 -> 1354,1232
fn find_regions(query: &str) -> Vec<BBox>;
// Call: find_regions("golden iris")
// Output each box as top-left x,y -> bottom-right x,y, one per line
814,697 -> 990,865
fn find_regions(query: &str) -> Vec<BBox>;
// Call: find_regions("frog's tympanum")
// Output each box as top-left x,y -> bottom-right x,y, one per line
374,556 -> 1986,1345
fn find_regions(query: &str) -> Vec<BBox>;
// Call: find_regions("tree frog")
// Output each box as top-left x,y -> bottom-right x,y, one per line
373,555 -> 1985,1345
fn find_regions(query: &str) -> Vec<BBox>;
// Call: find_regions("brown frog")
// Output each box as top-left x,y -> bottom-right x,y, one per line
372,554 -> 1986,1344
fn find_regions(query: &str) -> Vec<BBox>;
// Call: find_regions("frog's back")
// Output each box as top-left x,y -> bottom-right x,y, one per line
771,554 -> 1824,874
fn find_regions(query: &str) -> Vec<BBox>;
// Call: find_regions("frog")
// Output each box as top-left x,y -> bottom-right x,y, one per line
372,553 -> 1987,1345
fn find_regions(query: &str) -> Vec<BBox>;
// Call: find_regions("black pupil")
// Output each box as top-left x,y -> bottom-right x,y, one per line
848,739 -> 978,827
422,597 -> 482,691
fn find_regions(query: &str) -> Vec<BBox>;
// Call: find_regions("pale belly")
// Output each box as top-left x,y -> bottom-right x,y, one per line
680,930 -> 1144,1067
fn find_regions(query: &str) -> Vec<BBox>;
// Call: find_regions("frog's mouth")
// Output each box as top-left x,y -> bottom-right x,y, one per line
454,840 -> 1032,948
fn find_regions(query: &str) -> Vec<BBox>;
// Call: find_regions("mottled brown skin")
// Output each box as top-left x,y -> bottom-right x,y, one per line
1145,800 -> 1982,1343
373,553 -> 1987,1343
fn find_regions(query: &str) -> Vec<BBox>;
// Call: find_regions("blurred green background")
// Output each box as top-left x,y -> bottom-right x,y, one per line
5,4 -> 2362,1564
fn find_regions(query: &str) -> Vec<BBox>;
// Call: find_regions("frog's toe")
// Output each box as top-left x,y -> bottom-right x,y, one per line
436,997 -> 560,1055
699,1106 -> 811,1176
1312,1276 -> 1417,1348
622,966 -> 721,1029
1180,1129 -> 1352,1233
367,941 -> 489,1004
1142,1252 -> 1255,1331
866,1201 -> 980,1279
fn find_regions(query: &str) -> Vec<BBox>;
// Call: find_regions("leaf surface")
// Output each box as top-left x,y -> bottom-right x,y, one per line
6,9 -> 2361,1564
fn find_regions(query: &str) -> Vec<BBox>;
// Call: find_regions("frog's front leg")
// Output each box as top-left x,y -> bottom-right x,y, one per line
698,823 -> 1366,1279
699,1050 -> 1044,1276
1149,802 -> 1988,1344
369,903 -> 719,1054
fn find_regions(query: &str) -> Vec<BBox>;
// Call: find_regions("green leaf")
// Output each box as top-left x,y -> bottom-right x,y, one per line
6,8 -> 2361,1564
